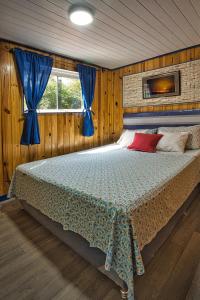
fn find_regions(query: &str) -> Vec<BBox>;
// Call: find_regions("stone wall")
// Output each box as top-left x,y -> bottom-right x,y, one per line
123,59 -> 200,107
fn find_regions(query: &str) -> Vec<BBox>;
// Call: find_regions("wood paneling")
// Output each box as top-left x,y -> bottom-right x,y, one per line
112,45 -> 200,138
0,41 -> 118,195
1,0 -> 200,68
2,41 -> 200,196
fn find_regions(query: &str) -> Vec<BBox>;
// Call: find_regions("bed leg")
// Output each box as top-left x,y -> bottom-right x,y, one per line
120,282 -> 128,299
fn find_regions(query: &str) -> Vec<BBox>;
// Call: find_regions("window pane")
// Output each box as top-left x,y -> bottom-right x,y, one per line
57,77 -> 82,110
38,75 -> 57,109
23,69 -> 83,113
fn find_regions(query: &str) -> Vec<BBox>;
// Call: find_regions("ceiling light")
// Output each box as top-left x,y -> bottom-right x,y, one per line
69,5 -> 94,26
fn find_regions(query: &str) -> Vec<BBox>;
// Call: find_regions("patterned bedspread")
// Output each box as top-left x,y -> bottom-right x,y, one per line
8,145 -> 200,299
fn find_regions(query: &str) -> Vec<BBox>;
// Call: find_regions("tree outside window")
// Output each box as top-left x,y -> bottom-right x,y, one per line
24,68 -> 83,113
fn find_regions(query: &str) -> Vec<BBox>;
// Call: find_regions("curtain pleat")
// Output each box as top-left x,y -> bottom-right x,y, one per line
77,64 -> 96,137
13,48 -> 53,145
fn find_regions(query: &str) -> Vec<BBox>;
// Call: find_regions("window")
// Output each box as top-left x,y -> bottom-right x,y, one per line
24,68 -> 83,113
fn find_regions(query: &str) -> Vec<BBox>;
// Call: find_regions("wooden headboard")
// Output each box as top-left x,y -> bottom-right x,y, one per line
123,109 -> 200,130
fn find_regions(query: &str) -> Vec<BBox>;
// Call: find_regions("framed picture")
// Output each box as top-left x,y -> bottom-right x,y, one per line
142,71 -> 180,99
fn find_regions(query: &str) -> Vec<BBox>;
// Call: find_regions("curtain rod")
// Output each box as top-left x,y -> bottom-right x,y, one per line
1,38 -> 106,71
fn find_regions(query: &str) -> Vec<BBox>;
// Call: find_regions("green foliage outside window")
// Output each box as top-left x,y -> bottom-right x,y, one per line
37,72 -> 82,111
38,76 -> 57,109
57,77 -> 82,109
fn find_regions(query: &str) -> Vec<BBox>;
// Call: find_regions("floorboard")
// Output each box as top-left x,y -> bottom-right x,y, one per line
0,197 -> 200,300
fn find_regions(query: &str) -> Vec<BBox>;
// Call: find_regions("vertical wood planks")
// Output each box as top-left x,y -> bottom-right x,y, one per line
2,39 -> 200,196
0,40 -> 117,195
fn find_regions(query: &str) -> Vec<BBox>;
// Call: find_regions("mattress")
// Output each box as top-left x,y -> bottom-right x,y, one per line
8,145 -> 200,299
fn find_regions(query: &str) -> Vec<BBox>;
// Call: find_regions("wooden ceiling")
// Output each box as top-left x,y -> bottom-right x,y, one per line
0,0 -> 200,69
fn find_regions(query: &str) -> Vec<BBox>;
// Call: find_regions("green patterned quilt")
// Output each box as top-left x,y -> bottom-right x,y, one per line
8,144 -> 196,299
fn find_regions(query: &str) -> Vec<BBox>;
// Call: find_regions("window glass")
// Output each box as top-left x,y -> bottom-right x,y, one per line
24,68 -> 83,113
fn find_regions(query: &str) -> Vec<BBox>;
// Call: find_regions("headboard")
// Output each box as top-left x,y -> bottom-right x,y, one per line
123,109 -> 200,130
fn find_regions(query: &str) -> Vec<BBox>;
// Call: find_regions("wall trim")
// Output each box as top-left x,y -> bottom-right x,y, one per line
0,38 -> 105,71
112,43 -> 200,72
2,38 -> 200,72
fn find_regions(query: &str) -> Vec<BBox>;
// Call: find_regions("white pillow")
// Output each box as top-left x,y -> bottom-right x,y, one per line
157,131 -> 189,153
117,129 -> 148,148
158,125 -> 200,150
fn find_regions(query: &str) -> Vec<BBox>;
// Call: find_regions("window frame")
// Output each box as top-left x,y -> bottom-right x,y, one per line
23,68 -> 83,114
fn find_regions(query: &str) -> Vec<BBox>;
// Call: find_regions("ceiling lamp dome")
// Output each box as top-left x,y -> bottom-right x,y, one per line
69,5 -> 94,26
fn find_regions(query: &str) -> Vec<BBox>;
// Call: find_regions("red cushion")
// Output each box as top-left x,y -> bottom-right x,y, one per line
127,133 -> 163,153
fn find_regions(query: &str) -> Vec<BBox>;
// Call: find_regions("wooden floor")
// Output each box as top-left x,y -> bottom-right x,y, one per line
0,197 -> 200,300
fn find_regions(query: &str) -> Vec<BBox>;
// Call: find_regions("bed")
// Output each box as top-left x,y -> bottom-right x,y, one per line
8,109 -> 200,300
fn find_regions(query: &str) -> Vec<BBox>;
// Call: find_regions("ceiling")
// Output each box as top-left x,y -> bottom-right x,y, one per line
0,0 -> 200,69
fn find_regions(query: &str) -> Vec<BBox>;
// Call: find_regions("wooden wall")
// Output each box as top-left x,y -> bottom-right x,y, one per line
112,45 -> 200,131
0,41 -> 121,195
1,40 -> 200,196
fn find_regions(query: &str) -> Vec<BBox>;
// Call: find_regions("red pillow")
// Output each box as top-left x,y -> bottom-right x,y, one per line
128,133 -> 163,153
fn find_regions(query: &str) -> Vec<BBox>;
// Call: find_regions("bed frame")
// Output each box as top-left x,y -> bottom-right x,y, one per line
19,109 -> 200,299
20,184 -> 200,299
123,109 -> 200,130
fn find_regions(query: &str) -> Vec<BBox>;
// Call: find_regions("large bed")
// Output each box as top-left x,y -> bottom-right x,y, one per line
8,110 -> 200,300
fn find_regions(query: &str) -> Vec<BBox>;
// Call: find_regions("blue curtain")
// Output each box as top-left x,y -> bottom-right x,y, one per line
13,48 -> 53,145
77,64 -> 96,137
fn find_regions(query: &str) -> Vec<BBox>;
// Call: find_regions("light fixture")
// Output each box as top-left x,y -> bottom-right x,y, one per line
69,5 -> 94,26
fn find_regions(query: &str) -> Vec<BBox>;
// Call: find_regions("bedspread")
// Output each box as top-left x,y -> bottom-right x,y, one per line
8,145 -> 200,299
